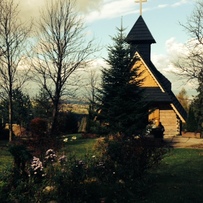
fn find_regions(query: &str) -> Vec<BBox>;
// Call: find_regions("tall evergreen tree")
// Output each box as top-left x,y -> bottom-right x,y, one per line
98,26 -> 148,137
0,89 -> 33,127
187,103 -> 198,132
32,88 -> 53,119
191,70 -> 203,134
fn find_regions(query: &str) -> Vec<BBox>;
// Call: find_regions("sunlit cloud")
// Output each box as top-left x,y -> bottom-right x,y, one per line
151,37 -> 197,96
14,0 -> 192,24
16,0 -> 103,22
85,0 -> 192,23
76,0 -> 103,12
171,0 -> 190,7
85,0 -> 135,23
152,37 -> 186,74
158,4 -> 168,8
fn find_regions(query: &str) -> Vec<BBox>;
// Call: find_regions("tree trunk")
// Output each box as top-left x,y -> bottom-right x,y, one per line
51,99 -> 59,135
8,90 -> 13,142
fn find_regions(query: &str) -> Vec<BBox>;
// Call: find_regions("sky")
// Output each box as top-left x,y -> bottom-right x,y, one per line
17,0 -> 197,97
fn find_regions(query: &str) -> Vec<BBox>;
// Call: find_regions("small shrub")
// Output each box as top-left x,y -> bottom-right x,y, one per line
8,144 -> 33,176
58,111 -> 79,134
0,128 -> 9,140
28,118 -> 61,158
93,135 -> 168,201
30,117 -> 48,137
105,137 -> 167,178
81,133 -> 98,139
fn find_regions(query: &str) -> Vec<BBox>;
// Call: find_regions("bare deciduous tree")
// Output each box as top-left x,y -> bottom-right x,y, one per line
173,1 -> 203,135
176,88 -> 190,112
173,1 -> 203,81
0,0 -> 31,141
84,68 -> 100,107
32,0 -> 96,135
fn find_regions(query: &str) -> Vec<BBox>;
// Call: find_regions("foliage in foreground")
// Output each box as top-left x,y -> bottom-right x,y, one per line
0,136 -> 167,203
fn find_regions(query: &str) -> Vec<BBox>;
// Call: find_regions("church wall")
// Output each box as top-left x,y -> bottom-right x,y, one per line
132,58 -> 184,136
149,108 -> 159,121
159,108 -> 179,136
149,104 -> 180,136
132,61 -> 158,87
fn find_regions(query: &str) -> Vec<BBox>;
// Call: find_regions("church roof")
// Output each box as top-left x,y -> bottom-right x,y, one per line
127,15 -> 187,123
126,15 -> 156,44
132,52 -> 187,123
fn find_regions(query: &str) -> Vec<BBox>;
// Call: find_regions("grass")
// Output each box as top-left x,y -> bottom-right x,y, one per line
1,138 -> 203,202
61,134 -> 99,158
144,148 -> 203,203
0,141 -> 12,173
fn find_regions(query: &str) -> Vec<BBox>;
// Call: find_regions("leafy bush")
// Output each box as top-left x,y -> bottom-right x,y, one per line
57,112 -> 79,134
93,136 -> 168,201
109,137 -> 167,177
28,118 -> 61,158
0,136 -> 168,202
30,117 -> 48,137
0,128 -> 9,140
81,133 -> 98,139
0,150 -> 105,202
8,144 -> 33,175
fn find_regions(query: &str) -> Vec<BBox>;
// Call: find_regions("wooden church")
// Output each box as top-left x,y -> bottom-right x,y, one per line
126,15 -> 187,136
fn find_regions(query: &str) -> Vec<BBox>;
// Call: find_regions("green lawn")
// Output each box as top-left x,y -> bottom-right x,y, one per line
0,141 -> 12,173
1,139 -> 203,202
145,148 -> 203,203
61,135 -> 99,158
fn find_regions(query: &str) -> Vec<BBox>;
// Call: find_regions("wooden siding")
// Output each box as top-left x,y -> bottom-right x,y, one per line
132,60 -> 158,87
149,109 -> 159,124
159,109 -> 178,136
148,104 -> 180,136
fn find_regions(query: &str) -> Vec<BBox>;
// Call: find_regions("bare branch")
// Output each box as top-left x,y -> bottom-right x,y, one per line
173,1 -> 203,84
31,0 -> 97,134
0,0 -> 31,141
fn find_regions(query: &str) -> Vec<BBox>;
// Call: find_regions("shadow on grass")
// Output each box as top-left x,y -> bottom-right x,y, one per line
143,148 -> 203,203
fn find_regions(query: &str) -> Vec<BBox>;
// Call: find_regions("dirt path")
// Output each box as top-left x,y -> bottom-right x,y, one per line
164,136 -> 203,149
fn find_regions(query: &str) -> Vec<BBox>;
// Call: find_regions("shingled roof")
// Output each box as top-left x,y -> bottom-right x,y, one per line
126,15 -> 156,44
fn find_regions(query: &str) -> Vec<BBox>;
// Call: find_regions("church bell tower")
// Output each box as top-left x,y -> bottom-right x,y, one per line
125,0 -> 156,63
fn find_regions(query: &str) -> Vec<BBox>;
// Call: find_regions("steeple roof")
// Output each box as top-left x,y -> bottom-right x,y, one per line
126,15 -> 156,44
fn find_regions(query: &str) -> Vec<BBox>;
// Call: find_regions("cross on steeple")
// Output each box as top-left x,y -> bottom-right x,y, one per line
135,0 -> 147,16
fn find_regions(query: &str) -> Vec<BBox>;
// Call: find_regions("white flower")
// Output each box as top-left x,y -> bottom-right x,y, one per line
119,179 -> 125,184
43,186 -> 55,193
63,138 -> 68,142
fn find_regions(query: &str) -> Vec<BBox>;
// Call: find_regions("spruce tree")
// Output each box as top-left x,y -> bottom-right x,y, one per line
191,70 -> 203,135
187,104 -> 198,132
98,26 -> 148,137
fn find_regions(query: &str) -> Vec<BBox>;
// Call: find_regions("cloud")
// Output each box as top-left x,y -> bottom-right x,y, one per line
85,0 -> 192,23
15,0 -> 103,22
152,38 -> 184,73
158,4 -> 168,8
77,0 -> 103,12
171,0 -> 190,7
15,0 -> 191,24
151,37 -> 197,96
153,38 -> 187,72
85,0 -> 135,23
